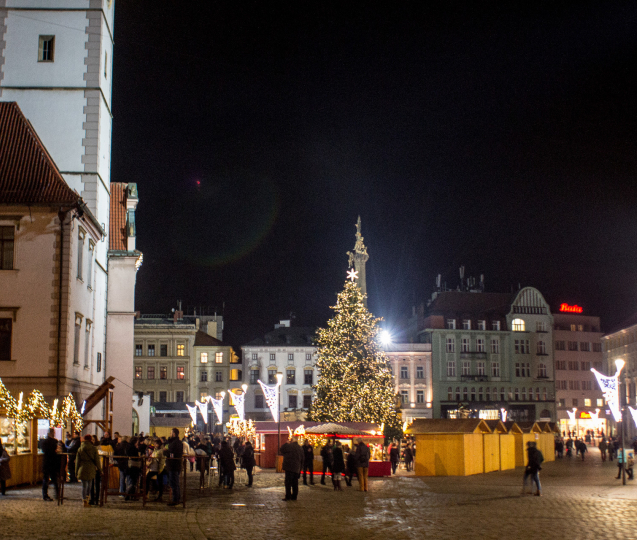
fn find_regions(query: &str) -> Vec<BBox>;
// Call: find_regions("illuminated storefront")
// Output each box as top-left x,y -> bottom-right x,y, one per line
559,409 -> 607,437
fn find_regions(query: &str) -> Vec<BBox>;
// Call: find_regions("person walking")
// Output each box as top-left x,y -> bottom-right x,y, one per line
242,441 -> 256,487
114,435 -> 129,497
320,440 -> 333,486
218,440 -> 236,489
389,443 -> 399,474
280,436 -> 304,501
332,441 -> 345,491
354,440 -> 370,492
616,448 -> 625,479
301,439 -> 315,485
0,440 -> 11,495
345,445 -> 357,487
166,428 -> 184,506
403,444 -> 414,472
146,440 -> 167,501
599,438 -> 608,462
125,437 -> 142,500
76,434 -> 101,507
578,440 -> 587,461
41,428 -> 59,501
66,431 -> 81,483
522,441 -> 544,496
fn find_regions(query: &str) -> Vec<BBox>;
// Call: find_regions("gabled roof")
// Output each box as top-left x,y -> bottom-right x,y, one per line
426,291 -> 515,317
406,419 -> 491,434
109,182 -> 127,251
194,330 -> 226,347
484,420 -> 507,433
0,101 -> 79,206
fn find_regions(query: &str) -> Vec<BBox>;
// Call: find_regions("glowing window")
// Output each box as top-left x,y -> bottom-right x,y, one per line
200,352 -> 208,363
512,319 -> 525,332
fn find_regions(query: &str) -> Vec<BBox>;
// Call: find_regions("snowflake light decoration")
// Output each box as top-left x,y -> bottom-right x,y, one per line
258,379 -> 280,422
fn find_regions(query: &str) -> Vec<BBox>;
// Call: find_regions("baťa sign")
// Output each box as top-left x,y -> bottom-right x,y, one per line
560,303 -> 583,313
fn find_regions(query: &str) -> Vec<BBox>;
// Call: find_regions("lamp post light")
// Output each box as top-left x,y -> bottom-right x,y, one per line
220,391 -> 226,435
276,372 -> 283,453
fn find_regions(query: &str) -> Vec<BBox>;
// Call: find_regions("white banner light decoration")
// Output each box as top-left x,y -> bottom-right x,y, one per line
566,408 -> 577,421
590,408 -> 600,422
229,389 -> 246,421
628,406 -> 637,428
258,379 -> 280,423
591,359 -> 624,422
186,403 -> 198,425
195,400 -> 208,424
500,408 -> 508,422
207,395 -> 224,424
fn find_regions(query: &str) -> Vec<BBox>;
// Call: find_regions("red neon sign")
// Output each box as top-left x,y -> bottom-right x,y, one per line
560,303 -> 583,313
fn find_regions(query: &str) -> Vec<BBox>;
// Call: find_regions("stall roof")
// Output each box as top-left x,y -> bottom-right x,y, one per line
304,423 -> 375,436
515,421 -> 542,433
536,421 -> 557,433
406,419 -> 491,434
503,422 -> 524,434
255,421 -> 380,435
484,420 -> 507,433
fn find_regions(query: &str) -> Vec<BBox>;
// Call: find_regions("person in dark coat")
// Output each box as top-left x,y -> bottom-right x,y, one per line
41,428 -> 59,501
66,431 -> 81,483
0,440 -> 11,495
522,441 -> 544,496
114,435 -> 129,496
403,444 -> 414,472
332,441 -> 345,491
242,441 -> 256,487
389,443 -> 400,474
301,439 -> 315,485
320,440 -> 333,486
345,445 -> 357,486
125,437 -> 142,499
354,440 -> 370,492
218,440 -> 236,489
280,437 -> 304,501
166,428 -> 184,506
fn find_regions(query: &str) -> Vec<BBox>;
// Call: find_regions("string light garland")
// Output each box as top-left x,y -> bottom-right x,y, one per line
226,417 -> 256,441
307,279 -> 401,432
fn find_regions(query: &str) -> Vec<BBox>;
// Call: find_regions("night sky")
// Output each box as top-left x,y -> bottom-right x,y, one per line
111,1 -> 637,348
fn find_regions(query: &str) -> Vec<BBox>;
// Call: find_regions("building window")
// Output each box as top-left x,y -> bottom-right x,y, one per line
160,344 -> 168,356
446,338 -> 455,353
177,344 -> 185,356
569,380 -> 580,391
463,388 -> 468,401
556,360 -> 566,370
477,320 -> 486,331
448,387 -> 453,400
83,322 -> 91,368
303,395 -> 312,409
160,366 -> 167,379
0,226 -> 15,270
270,353 -> 275,362
582,380 -> 592,390
135,344 -> 143,356
568,341 -> 578,351
215,371 -> 223,382
134,366 -> 142,379
447,360 -> 456,377
476,339 -> 485,353
159,391 -> 167,403
400,366 -> 409,379
514,388 -> 519,401
491,362 -> 500,377
568,361 -> 579,371
148,344 -> 155,357
288,353 -> 294,363
521,387 -> 527,401
491,339 -> 500,354
486,388 -> 491,401
477,361 -> 485,376
87,241 -> 94,289
416,366 -> 424,379
592,343 -> 602,353
447,319 -> 456,330
492,321 -> 501,331
555,340 -> 566,350
214,392 -> 224,400
529,387 -> 534,400
148,391 -> 154,403
77,230 -> 84,280
581,361 -> 591,371
96,352 -> 102,372
176,391 -> 184,403
147,366 -> 155,379
230,369 -> 241,381
580,342 -> 591,352
538,364 -> 547,378
306,353 -> 312,362
461,338 -> 470,352
268,370 -> 277,384
584,398 -> 592,407
597,398 -> 604,407
462,361 -> 471,376
514,339 -> 530,354
304,370 -> 313,385
215,352 -> 223,363
536,321 -> 547,332
537,341 -> 546,355
286,369 -> 295,385
176,367 -> 185,380
38,35 -> 55,61
401,390 -> 409,404
515,363 -> 521,377
462,320 -> 471,330
500,387 -> 506,401
250,369 -> 259,384
512,319 -> 525,332
416,390 -> 424,403
289,395 -> 297,409
200,370 -> 207,382
201,352 -> 208,363
255,395 -> 264,408
73,317 -> 81,365
456,387 -> 461,401
572,398 -> 578,407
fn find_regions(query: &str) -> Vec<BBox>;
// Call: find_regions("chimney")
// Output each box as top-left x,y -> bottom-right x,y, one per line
174,310 -> 183,322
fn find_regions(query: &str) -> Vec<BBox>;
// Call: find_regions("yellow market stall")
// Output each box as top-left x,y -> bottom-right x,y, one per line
536,421 -> 556,462
508,421 -> 542,467
483,420 -> 506,472
498,422 -> 520,471
406,419 -> 491,477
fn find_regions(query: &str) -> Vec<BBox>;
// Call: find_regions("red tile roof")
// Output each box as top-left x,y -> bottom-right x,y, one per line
0,101 -> 79,205
109,182 -> 127,251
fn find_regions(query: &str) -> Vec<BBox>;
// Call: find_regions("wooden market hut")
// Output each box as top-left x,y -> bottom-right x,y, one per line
406,419 -> 491,477
535,421 -> 556,462
508,421 -> 543,467
483,420 -> 507,472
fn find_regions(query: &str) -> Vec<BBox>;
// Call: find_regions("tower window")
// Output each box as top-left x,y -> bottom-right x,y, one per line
38,36 -> 55,62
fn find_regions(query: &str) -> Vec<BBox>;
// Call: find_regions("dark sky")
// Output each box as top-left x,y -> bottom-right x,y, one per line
111,1 -> 637,347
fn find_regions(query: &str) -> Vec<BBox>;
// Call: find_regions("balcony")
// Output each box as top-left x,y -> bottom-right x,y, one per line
461,375 -> 489,382
459,352 -> 487,360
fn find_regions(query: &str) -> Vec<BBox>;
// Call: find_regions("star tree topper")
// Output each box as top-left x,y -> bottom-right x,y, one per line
347,268 -> 359,282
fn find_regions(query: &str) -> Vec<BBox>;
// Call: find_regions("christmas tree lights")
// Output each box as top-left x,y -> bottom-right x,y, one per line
308,278 -> 401,430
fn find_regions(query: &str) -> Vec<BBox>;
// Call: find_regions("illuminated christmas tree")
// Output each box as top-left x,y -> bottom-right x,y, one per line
308,272 -> 401,429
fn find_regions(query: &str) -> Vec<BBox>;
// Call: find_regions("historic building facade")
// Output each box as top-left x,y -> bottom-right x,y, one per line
242,320 -> 317,421
191,331 -> 241,404
419,287 -> 556,422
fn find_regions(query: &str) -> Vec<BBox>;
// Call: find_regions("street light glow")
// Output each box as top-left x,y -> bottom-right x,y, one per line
380,330 -> 392,346
616,358 -> 625,372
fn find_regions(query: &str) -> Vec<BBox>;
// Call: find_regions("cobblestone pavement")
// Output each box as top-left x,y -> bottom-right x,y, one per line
1,448 -> 637,540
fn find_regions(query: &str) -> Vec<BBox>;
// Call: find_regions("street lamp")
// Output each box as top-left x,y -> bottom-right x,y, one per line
380,330 -> 392,347
220,391 -> 226,435
276,372 -> 283,453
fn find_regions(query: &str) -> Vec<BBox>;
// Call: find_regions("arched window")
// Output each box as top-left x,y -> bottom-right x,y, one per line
536,387 -> 540,401
478,387 -> 483,401
514,388 -> 519,401
485,387 -> 491,401
521,387 -> 526,401
471,387 -> 476,401
500,387 -> 505,401
448,387 -> 453,401
512,318 -> 525,332
455,387 -> 461,401
529,387 -> 534,401
463,387 -> 468,401
538,363 -> 547,378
